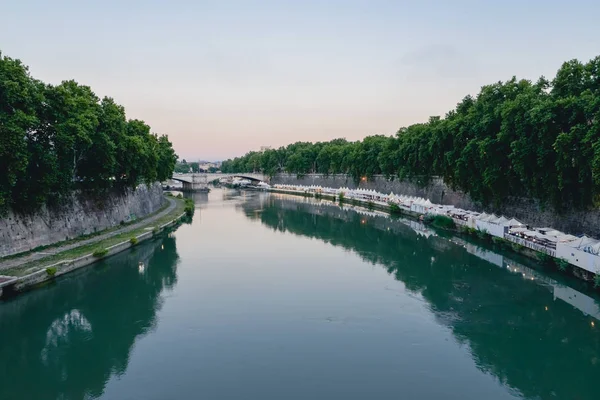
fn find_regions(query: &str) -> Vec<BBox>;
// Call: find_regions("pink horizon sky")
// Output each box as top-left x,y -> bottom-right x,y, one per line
3,1 -> 599,161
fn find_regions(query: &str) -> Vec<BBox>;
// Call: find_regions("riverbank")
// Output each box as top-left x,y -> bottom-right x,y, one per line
0,196 -> 189,298
269,187 -> 600,289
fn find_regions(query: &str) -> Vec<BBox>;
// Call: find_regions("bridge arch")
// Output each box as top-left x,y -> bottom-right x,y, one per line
170,173 -> 269,191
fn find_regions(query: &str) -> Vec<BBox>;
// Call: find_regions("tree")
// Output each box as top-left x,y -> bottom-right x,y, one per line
0,53 -> 41,213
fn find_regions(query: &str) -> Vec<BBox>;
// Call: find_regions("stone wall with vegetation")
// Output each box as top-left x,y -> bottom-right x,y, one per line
0,184 -> 164,257
271,174 -> 600,238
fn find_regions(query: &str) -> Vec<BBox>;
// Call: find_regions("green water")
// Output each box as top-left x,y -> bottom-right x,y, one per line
1,189 -> 599,400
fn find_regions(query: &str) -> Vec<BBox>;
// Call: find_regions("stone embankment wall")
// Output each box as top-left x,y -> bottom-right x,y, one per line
271,174 -> 600,238
0,184 -> 164,257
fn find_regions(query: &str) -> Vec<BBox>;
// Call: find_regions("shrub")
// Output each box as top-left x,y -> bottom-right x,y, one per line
557,258 -> 570,272
388,203 -> 402,215
152,227 -> 159,235
476,229 -> 489,240
492,236 -> 504,245
338,192 -> 345,203
46,267 -> 57,276
177,193 -> 183,199
460,226 -> 477,236
130,237 -> 138,245
538,252 -> 555,266
423,214 -> 435,224
424,215 -> 455,230
93,248 -> 108,258
184,198 -> 195,217
367,201 -> 374,210
595,274 -> 600,288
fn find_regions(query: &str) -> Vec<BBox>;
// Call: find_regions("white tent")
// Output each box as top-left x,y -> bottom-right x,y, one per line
505,218 -> 525,227
509,227 -> 528,234
491,216 -> 509,225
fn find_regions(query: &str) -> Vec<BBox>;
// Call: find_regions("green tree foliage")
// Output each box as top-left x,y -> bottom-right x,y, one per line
222,55 -> 600,210
0,52 -> 177,214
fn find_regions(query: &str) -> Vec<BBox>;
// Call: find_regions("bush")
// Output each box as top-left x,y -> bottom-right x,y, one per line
46,267 -> 57,276
184,198 -> 195,217
595,274 -> 600,288
492,236 -> 505,245
130,237 -> 138,245
338,192 -> 345,203
424,214 -> 455,230
423,214 -> 435,224
510,242 -> 525,252
367,201 -> 374,210
177,193 -> 183,199
557,258 -> 570,272
152,227 -> 159,235
388,203 -> 402,215
538,252 -> 555,266
476,229 -> 489,240
460,226 -> 477,236
92,248 -> 108,258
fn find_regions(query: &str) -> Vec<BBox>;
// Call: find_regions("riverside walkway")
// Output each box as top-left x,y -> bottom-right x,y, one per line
0,197 -> 177,273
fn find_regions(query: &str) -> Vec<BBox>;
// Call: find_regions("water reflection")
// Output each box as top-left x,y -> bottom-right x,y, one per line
184,191 -> 209,205
243,193 -> 600,400
0,235 -> 180,400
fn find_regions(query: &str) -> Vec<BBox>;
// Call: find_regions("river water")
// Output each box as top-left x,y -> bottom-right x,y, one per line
1,188 -> 599,400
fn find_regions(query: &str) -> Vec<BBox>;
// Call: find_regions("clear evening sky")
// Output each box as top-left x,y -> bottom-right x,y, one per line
2,0 -> 599,161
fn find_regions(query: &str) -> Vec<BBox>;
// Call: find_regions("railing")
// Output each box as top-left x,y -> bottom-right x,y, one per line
504,234 -> 556,257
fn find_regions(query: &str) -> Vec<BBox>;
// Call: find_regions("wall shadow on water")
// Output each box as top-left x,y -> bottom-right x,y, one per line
0,235 -> 180,400
242,194 -> 600,400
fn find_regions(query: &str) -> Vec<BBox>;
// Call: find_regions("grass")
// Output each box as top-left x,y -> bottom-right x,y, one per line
2,197 -> 187,277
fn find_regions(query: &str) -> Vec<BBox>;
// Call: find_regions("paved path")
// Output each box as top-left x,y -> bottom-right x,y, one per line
0,197 -> 177,272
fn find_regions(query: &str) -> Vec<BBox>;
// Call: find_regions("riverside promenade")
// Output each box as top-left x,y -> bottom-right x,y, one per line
0,196 -> 187,297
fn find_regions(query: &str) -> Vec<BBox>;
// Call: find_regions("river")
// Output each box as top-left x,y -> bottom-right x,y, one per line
1,188 -> 599,400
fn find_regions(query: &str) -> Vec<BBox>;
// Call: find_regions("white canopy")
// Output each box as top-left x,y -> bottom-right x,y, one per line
556,234 -> 578,242
491,216 -> 509,225
509,227 -> 528,233
566,236 -> 599,249
505,218 -> 525,227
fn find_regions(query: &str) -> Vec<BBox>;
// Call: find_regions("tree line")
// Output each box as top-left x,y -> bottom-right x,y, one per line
222,56 -> 600,210
0,52 -> 177,214
173,160 -> 219,174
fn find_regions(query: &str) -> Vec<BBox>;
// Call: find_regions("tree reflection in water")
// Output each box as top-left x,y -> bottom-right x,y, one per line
0,235 -> 179,400
244,194 -> 600,400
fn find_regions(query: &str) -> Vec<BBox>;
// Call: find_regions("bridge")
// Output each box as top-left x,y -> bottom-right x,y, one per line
171,173 -> 268,191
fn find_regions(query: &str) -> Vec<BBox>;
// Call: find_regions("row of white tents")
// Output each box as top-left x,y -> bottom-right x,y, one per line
271,184 -> 600,275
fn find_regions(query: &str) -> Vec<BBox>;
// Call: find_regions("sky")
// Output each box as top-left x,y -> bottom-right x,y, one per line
2,0 -> 599,161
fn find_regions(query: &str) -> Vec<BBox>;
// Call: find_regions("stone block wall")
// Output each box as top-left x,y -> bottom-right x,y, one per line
271,174 -> 600,238
0,183 -> 164,257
